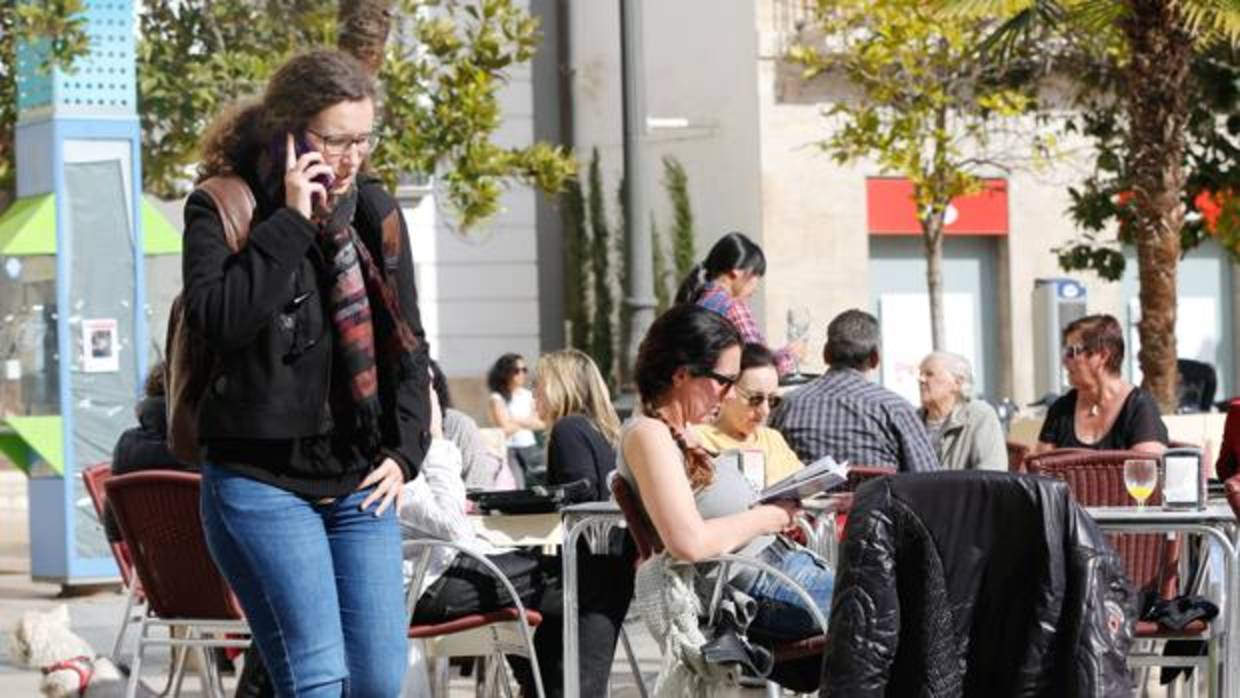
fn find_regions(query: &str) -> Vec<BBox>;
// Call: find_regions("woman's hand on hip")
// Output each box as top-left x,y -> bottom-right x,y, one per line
358,457 -> 404,517
284,132 -> 335,220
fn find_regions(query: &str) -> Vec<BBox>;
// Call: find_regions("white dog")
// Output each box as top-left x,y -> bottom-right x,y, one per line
9,604 -> 156,698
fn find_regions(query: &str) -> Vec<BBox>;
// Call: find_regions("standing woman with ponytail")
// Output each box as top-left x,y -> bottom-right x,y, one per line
675,232 -> 806,377
184,49 -> 429,696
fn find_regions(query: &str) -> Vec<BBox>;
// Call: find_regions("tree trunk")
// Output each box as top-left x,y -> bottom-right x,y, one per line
1122,0 -> 1191,413
337,0 -> 395,76
922,209 -> 947,351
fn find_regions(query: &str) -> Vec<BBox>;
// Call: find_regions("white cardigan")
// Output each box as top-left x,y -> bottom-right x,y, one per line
398,438 -> 502,596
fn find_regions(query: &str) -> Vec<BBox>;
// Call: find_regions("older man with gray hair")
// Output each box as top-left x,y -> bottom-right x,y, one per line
917,351 -> 1007,470
770,309 -> 939,472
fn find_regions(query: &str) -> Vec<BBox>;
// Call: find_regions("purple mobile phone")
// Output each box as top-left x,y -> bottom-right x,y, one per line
290,132 -> 336,190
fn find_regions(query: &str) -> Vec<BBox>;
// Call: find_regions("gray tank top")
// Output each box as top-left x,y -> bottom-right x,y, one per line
617,419 -> 773,557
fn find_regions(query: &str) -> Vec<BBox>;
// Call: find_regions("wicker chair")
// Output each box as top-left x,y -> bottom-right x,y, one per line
105,471 -> 248,698
1026,449 -> 1216,695
81,463 -> 146,661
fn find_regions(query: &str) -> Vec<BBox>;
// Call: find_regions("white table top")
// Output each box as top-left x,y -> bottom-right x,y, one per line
469,512 -> 562,547
1085,502 -> 1236,525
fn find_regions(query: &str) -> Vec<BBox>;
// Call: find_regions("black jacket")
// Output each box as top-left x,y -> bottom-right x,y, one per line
104,396 -> 194,542
181,172 -> 430,491
823,471 -> 1135,698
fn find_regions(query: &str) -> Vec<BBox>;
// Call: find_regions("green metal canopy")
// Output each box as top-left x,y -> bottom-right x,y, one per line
0,193 -> 181,256
0,416 -> 64,475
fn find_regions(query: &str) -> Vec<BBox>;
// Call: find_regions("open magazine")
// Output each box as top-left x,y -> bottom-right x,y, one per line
757,455 -> 849,503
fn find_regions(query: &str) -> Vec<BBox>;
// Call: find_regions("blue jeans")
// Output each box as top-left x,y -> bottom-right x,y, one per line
200,463 -> 407,697
742,539 -> 835,644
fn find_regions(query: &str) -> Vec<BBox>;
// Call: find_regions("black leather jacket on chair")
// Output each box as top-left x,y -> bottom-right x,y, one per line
822,470 -> 1135,698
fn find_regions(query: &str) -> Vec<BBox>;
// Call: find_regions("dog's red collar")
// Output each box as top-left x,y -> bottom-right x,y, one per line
42,655 -> 94,696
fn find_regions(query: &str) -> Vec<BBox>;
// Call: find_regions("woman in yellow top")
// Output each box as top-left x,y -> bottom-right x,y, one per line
695,343 -> 804,486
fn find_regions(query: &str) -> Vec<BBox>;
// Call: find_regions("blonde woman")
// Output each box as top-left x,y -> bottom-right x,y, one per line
529,348 -> 635,696
534,349 -> 622,501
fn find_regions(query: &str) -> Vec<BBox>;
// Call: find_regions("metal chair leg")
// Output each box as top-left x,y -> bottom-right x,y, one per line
125,621 -> 148,698
110,585 -> 140,661
619,626 -> 648,698
496,652 -> 516,698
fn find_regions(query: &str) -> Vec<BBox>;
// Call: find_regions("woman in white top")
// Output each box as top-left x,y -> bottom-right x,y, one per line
400,376 -> 543,693
487,352 -> 546,486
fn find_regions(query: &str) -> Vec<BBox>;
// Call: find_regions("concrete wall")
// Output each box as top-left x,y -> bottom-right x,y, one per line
566,0 -> 765,313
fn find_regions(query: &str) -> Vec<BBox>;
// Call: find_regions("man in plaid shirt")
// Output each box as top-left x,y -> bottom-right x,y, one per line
770,309 -> 939,472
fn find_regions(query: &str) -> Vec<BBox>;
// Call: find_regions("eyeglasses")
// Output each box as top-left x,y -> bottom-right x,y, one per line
306,129 -> 380,157
733,384 -> 783,410
1062,343 -> 1090,359
515,366 -> 529,374
691,367 -> 739,390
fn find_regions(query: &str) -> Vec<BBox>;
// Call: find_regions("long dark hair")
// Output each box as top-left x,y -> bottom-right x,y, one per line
429,359 -> 453,410
635,304 -> 741,489
674,232 -> 767,305
196,49 -> 375,183
487,353 -> 525,402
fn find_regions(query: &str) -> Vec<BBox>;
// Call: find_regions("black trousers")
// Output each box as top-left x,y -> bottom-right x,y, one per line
411,550 -> 544,622
514,532 -> 638,698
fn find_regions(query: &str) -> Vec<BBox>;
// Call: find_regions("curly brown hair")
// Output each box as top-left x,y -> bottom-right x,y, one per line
196,49 -> 375,183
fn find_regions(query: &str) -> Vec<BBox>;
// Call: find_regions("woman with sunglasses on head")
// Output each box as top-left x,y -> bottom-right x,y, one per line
185,49 -> 428,696
619,304 -> 833,691
695,343 -> 804,486
1034,314 -> 1168,455
487,352 -> 546,486
675,232 -> 806,377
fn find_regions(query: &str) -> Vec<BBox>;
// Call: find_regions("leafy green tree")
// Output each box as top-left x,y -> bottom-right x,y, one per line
791,0 -> 1041,349
952,0 -> 1240,410
651,215 -> 671,313
663,155 -> 696,280
586,149 -> 614,385
561,176 -> 591,351
1055,46 -> 1240,281
134,0 -> 574,228
0,0 -> 90,206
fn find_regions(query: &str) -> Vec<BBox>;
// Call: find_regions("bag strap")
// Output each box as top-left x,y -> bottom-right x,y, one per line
198,175 -> 256,252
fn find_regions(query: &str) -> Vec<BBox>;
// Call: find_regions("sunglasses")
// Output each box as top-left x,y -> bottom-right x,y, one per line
1062,344 -> 1090,359
515,366 -> 529,374
733,384 -> 783,410
691,367 -> 739,390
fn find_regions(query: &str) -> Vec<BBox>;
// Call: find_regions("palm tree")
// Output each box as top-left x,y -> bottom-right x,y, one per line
337,1 -> 395,76
950,0 -> 1240,412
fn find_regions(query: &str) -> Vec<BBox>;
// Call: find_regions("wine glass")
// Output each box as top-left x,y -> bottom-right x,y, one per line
1123,458 -> 1159,510
786,306 -> 812,380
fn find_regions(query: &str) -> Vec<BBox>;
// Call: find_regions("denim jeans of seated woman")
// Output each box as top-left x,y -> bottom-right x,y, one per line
734,538 -> 834,692
200,463 -> 408,698
741,539 -> 834,643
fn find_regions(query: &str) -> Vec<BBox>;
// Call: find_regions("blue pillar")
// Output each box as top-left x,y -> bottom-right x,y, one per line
13,0 -> 144,584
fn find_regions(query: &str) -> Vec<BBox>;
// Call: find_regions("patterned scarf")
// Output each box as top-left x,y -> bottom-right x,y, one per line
316,187 -> 418,455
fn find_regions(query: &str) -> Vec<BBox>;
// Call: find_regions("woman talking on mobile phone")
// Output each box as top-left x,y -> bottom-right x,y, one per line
183,49 -> 430,696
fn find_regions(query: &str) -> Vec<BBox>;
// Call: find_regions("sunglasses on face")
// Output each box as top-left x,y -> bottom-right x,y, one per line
691,367 -> 739,390
1062,344 -> 1090,359
733,384 -> 783,410
515,366 -> 529,374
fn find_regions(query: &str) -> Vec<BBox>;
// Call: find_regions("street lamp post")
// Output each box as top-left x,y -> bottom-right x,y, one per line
619,0 -> 656,383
